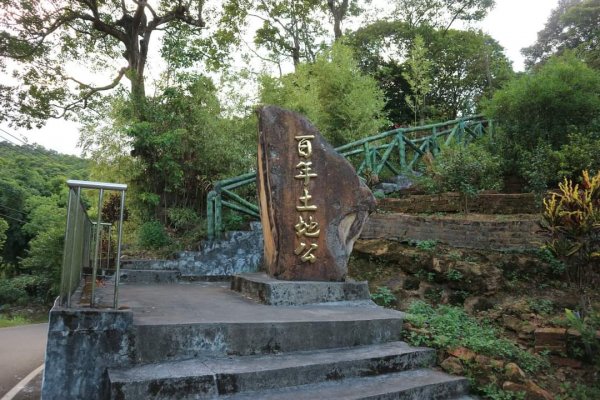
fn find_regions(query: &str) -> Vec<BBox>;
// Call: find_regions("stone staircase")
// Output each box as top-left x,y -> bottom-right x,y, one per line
119,222 -> 263,282
109,342 -> 470,399
97,280 -> 476,400
92,222 -> 478,400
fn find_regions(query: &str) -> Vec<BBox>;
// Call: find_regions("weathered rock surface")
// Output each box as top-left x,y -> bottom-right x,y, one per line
257,106 -> 376,281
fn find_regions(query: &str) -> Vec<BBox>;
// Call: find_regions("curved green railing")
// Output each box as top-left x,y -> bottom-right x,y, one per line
207,115 -> 492,239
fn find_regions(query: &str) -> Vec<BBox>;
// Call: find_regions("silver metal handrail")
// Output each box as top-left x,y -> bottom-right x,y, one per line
60,180 -> 127,309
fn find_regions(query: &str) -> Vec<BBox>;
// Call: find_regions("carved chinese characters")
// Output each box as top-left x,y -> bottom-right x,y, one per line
293,137 -> 320,263
257,106 -> 376,281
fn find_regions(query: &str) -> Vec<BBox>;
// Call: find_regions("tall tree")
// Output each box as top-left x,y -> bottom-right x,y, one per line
522,0 -> 600,69
402,35 -> 432,125
260,43 -> 388,146
348,21 -> 512,122
222,0 -> 326,69
392,0 -> 495,30
0,0 -> 212,127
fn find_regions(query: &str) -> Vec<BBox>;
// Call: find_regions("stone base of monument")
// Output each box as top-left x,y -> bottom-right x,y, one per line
231,272 -> 371,305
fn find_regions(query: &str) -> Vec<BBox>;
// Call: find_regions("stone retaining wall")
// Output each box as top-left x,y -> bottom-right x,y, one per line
361,213 -> 547,250
378,193 -> 538,214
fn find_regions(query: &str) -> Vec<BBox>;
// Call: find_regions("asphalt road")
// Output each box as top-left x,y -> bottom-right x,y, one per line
0,323 -> 48,398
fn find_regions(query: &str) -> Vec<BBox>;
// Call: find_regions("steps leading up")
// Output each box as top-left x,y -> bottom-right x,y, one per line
109,341 -> 436,399
221,369 -> 470,400
120,223 -> 263,279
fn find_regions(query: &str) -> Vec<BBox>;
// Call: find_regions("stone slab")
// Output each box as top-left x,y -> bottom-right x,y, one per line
231,272 -> 371,305
221,368 -> 469,400
109,341 -> 436,398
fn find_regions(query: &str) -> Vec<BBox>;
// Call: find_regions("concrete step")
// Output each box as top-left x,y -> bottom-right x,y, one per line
119,269 -> 180,284
108,342 -> 438,399
223,369 -> 469,399
135,315 -> 404,363
110,367 -> 469,399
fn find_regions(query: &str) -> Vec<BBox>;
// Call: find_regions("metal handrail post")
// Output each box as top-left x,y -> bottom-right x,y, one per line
66,187 -> 82,308
113,190 -> 126,309
90,189 -> 104,308
59,188 -> 74,306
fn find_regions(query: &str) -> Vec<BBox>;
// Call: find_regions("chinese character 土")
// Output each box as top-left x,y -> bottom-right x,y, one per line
296,188 -> 318,212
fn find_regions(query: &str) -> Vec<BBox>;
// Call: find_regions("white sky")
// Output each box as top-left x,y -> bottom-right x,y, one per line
0,0 -> 557,157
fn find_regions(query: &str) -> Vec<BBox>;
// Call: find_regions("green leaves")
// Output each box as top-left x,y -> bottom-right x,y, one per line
259,43 -> 388,147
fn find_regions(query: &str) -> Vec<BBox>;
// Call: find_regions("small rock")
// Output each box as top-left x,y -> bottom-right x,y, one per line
503,380 -> 554,400
503,315 -> 523,332
504,362 -> 526,382
441,357 -> 464,375
447,347 -> 476,362
534,327 -> 566,354
549,356 -> 582,369
520,322 -> 536,334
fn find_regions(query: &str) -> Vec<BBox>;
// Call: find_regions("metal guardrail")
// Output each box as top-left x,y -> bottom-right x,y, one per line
206,115 -> 492,239
59,180 -> 127,309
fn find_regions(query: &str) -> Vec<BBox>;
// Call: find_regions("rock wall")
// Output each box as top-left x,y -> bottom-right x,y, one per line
361,213 -> 547,250
42,306 -> 136,400
378,193 -> 538,214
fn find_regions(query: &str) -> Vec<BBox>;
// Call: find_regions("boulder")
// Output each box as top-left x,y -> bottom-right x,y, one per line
257,106 -> 376,281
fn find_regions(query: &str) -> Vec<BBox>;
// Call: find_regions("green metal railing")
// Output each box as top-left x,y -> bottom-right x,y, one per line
60,180 -> 127,309
207,115 -> 492,239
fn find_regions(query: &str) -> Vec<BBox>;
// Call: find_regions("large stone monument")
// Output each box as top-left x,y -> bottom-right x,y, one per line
232,106 -> 377,304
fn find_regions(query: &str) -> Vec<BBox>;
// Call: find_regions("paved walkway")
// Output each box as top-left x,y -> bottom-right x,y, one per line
0,323 -> 47,399
93,281 -> 402,326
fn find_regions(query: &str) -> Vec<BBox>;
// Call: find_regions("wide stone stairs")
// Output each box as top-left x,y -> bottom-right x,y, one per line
101,221 -> 477,400
97,278 -> 475,400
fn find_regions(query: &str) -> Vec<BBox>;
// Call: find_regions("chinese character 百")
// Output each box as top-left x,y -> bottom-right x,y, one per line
295,135 -> 315,158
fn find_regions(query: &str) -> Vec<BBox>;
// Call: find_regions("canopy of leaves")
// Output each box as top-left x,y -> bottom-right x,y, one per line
0,141 -> 89,300
392,0 -> 495,30
0,0 -> 217,128
0,142 -> 88,264
348,21 -> 513,123
116,74 -> 256,220
259,43 -> 388,147
522,0 -> 600,69
485,54 -> 600,150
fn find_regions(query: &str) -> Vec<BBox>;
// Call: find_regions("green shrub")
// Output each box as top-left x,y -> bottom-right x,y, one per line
0,280 -> 28,305
167,208 -> 200,232
0,275 -> 52,304
370,286 -> 396,307
405,301 -> 547,373
138,221 -> 170,249
420,140 -> 502,211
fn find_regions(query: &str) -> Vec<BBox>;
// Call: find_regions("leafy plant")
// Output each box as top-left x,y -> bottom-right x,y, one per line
542,170 -> 600,325
419,140 -> 503,212
371,286 -> 396,307
564,308 -> 599,361
405,301 -> 547,373
446,269 -> 463,282
167,208 -> 200,232
482,384 -> 526,400
415,239 -> 438,251
138,221 -> 171,249
527,299 -> 554,315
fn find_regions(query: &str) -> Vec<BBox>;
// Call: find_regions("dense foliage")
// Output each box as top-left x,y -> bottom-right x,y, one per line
0,142 -> 89,304
259,43 -> 388,146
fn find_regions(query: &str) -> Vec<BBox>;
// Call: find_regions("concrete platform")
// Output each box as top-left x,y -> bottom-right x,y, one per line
94,281 -> 401,326
231,272 -> 371,305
